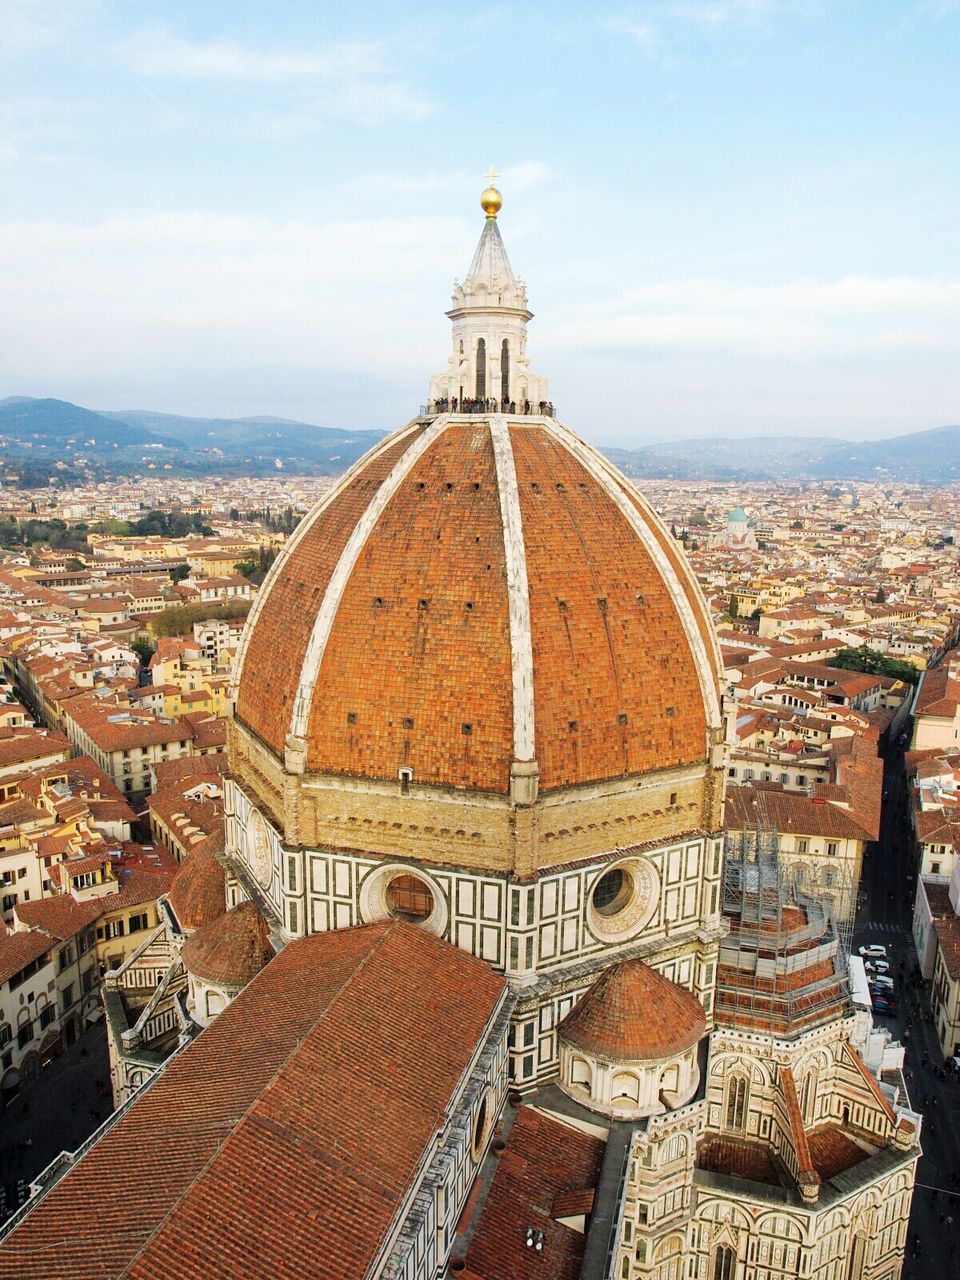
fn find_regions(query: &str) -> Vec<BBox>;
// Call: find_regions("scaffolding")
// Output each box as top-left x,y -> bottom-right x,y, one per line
716,830 -> 853,1036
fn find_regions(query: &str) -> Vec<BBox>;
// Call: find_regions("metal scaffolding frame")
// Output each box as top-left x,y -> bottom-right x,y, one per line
717,829 -> 852,1034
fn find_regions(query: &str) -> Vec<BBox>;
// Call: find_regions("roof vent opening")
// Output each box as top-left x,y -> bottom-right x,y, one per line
416,481 -> 426,491
461,722 -> 473,735
402,716 -> 414,729
618,712 -> 628,725
557,599 -> 568,612
568,719 -> 579,733
419,598 -> 430,610
465,601 -> 474,612
636,593 -> 646,607
346,711 -> 357,725
473,481 -> 481,491
373,596 -> 384,608
445,481 -> 454,491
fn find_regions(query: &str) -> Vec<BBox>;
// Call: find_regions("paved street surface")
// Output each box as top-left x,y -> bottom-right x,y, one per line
856,744 -> 960,1278
0,1023 -> 112,1222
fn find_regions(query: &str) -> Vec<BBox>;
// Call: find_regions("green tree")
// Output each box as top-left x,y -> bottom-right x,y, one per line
130,638 -> 156,664
169,564 -> 190,583
149,599 -> 251,638
831,645 -> 919,685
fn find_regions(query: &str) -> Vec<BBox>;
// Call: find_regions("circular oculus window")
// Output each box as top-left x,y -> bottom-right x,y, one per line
471,1089 -> 494,1162
358,864 -> 449,937
586,856 -> 659,943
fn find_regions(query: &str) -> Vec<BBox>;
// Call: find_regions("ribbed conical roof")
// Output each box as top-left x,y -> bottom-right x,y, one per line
463,217 -> 518,299
560,960 -> 706,1062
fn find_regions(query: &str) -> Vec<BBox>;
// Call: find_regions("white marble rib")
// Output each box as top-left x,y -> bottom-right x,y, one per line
231,419 -> 426,704
545,418 -> 723,731
490,415 -> 536,763
287,416 -> 452,745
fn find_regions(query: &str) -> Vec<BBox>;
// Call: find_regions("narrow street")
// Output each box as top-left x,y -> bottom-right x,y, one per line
854,743 -> 960,1277
0,1024 -> 112,1224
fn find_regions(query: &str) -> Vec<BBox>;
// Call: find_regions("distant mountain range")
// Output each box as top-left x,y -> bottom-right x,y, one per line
0,396 -> 958,484
606,425 -> 960,483
0,397 -> 383,482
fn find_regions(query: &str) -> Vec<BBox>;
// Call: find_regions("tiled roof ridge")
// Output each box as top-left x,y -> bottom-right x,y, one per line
779,1065 -> 817,1184
840,1040 -> 897,1125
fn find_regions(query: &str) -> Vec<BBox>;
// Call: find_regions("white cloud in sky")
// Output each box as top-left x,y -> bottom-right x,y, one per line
608,0 -> 787,51
1,210 -> 957,438
115,28 -> 433,126
551,275 -> 960,357
0,0 -> 94,54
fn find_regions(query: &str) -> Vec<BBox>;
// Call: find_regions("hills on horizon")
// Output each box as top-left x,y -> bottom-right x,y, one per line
0,396 -> 958,485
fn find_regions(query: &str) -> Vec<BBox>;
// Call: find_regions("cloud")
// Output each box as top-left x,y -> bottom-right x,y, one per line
1,212 -> 957,440
547,274 -> 960,359
0,96 -> 80,165
656,0 -> 784,24
115,27 -> 432,126
0,0 -> 95,54
0,210 -> 466,397
608,0 -> 787,52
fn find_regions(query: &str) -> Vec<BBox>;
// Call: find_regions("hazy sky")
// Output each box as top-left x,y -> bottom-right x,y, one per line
2,1 -> 958,446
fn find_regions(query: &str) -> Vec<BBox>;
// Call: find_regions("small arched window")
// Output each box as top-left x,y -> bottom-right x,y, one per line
724,1074 -> 748,1132
713,1245 -> 736,1280
846,1234 -> 867,1280
476,338 -> 486,399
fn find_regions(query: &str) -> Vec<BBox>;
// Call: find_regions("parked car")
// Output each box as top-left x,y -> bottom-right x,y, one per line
872,1000 -> 898,1016
869,977 -> 895,993
864,960 -> 891,975
859,945 -> 888,959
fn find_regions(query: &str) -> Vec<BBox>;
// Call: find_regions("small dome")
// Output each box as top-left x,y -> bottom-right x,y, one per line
728,507 -> 749,523
181,901 -> 273,988
560,960 -> 706,1062
168,845 -> 226,932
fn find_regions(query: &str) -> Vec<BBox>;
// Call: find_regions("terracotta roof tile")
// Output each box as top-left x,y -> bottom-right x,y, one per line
167,845 -> 227,932
0,929 -> 53,984
0,920 -> 505,1280
180,900 -> 272,986
463,1107 -> 604,1280
236,420 -> 718,793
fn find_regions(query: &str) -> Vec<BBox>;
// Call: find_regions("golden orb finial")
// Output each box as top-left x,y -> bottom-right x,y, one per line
481,164 -> 502,218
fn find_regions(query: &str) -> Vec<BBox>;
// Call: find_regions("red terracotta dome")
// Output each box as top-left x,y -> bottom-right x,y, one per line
233,417 -> 721,796
559,960 -> 706,1061
181,900 -> 273,988
168,844 -> 226,932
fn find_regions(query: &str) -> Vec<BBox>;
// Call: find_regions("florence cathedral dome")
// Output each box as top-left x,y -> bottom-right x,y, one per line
231,187 -> 724,871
